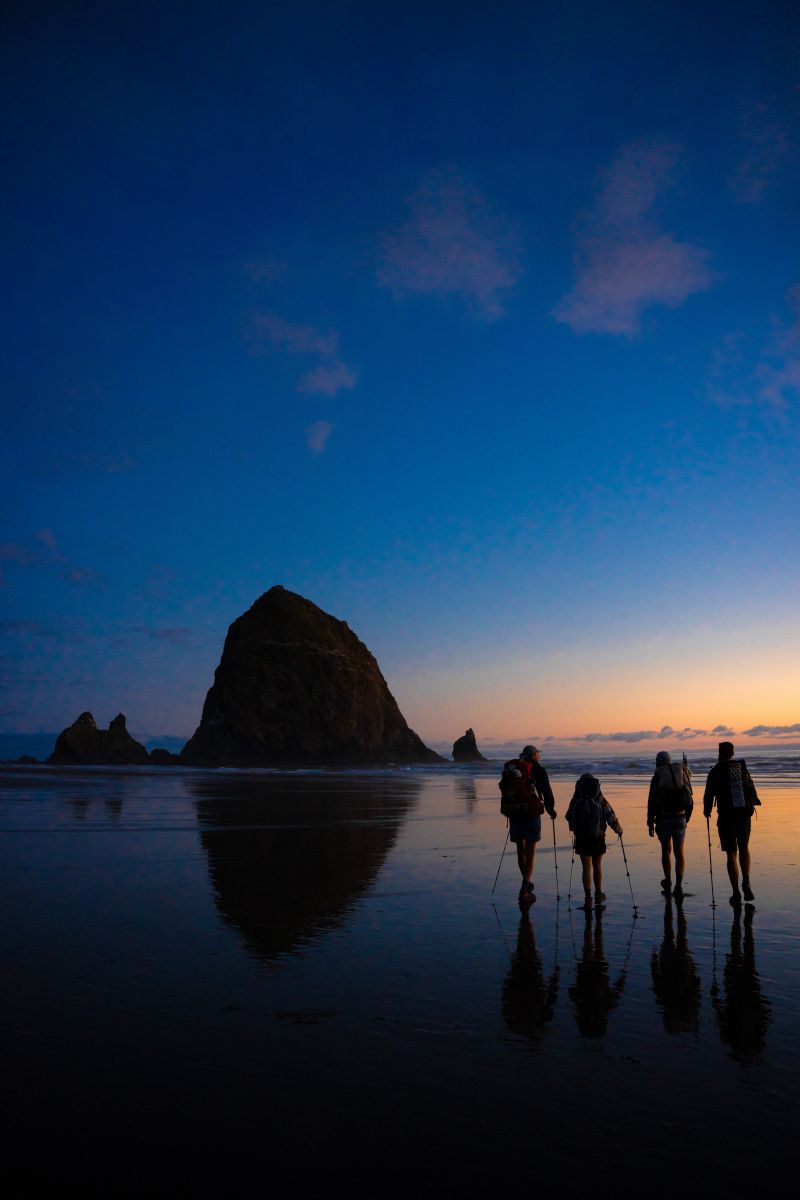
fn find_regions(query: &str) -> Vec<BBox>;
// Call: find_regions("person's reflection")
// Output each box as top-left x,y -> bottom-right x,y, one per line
568,908 -> 627,1039
501,910 -> 559,1045
651,898 -> 701,1034
104,799 -> 123,821
712,905 -> 771,1063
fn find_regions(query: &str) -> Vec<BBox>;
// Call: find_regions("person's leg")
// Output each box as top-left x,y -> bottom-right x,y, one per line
673,835 -> 685,889
739,837 -> 753,900
726,849 -> 741,900
525,843 -> 536,890
660,840 -> 672,887
592,854 -> 604,898
581,855 -> 592,905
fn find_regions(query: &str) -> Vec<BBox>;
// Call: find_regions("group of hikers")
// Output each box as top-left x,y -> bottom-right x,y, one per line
498,741 -> 761,911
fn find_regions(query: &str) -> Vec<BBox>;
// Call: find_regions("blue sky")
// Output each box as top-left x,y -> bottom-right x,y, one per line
2,0 -> 799,750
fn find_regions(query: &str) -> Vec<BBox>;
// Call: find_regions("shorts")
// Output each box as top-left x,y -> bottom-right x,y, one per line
574,833 -> 606,858
655,814 -> 687,845
509,814 -> 542,844
717,811 -> 751,854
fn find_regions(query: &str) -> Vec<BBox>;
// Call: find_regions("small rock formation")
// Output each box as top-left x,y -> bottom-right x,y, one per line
452,728 -> 487,762
49,712 -> 151,765
149,747 -> 180,765
181,585 -> 443,766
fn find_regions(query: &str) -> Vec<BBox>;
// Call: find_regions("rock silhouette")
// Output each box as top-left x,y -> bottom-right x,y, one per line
452,727 -> 487,762
50,712 -> 150,765
182,585 -> 443,766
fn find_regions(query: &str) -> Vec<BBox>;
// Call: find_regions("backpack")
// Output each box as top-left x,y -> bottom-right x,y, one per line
569,774 -> 603,836
499,759 -> 544,819
655,759 -> 693,816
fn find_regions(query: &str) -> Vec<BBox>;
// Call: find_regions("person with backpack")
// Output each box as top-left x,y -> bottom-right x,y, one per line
703,741 -> 761,906
566,773 -> 623,910
499,745 -> 557,905
647,750 -> 694,897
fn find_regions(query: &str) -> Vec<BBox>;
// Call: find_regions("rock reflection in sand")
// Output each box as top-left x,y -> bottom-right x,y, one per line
189,773 -> 419,961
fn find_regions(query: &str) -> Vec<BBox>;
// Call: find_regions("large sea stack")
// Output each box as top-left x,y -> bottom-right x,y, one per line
50,712 -> 150,765
452,728 -> 487,762
181,586 -> 443,766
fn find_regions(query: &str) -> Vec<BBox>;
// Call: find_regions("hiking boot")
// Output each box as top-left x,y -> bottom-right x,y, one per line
660,878 -> 671,894
729,891 -> 742,907
673,881 -> 684,897
526,882 -> 535,896
742,882 -> 755,902
595,891 -> 606,903
581,894 -> 592,911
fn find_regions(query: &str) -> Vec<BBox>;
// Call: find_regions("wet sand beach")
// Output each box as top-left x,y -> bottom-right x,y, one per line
2,762 -> 798,1193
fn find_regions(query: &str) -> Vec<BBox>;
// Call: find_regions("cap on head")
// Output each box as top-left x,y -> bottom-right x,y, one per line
719,741 -> 735,759
655,750 -> 671,767
520,745 -> 538,760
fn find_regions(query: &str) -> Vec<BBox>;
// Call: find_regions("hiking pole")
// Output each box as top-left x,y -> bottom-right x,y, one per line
491,827 -> 511,895
618,834 -> 639,917
550,816 -> 560,900
706,815 -> 717,909
567,835 -> 576,907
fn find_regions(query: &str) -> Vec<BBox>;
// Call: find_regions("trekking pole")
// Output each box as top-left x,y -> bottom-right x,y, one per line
491,827 -> 510,895
706,815 -> 717,909
617,834 -> 639,917
567,835 -> 576,907
550,816 -> 560,900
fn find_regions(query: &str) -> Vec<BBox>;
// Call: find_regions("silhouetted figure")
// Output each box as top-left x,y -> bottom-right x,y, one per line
647,750 -> 693,897
501,911 -> 559,1046
651,899 -> 701,1034
712,906 -> 771,1063
566,773 -> 622,911
703,741 -> 761,905
568,908 -> 627,1039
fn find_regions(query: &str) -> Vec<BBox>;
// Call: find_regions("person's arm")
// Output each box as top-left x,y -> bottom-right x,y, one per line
602,796 -> 623,837
647,777 -> 657,835
537,765 -> 557,819
703,767 -> 716,819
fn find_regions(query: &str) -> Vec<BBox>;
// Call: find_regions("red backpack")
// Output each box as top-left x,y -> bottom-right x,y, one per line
499,758 -> 544,819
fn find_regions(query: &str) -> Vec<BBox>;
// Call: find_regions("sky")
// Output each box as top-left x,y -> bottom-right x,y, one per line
1,0 -> 799,754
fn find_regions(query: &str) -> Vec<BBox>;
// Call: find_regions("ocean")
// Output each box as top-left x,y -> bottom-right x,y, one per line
2,757 -> 798,1193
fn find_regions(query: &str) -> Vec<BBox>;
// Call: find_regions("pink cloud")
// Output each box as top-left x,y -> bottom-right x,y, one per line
709,283 -> 800,413
298,361 -> 358,397
306,420 -> 333,456
247,313 -> 339,358
730,100 -> 792,204
246,312 -> 358,398
555,139 -> 714,336
379,169 -> 523,322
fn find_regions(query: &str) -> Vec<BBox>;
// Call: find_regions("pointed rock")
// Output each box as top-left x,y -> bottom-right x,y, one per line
50,712 -> 150,765
181,586 -> 443,766
452,728 -> 487,762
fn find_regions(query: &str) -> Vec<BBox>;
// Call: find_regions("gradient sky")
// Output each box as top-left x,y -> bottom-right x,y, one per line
2,0 -> 799,751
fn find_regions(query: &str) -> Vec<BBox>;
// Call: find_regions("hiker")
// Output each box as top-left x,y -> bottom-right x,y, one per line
499,744 -> 557,905
647,750 -> 693,897
568,908 -> 627,1038
703,741 -> 760,905
566,772 -> 622,910
521,744 -> 557,818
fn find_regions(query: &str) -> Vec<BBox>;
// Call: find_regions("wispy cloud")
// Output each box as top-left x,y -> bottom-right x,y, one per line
62,566 -> 106,589
711,724 -> 736,736
0,542 -> 40,565
242,254 -> 285,283
708,283 -> 800,413
298,362 -> 358,397
306,420 -> 333,456
379,169 -> 522,322
131,625 -> 194,645
741,723 -> 800,738
246,312 -> 358,397
554,139 -> 714,335
730,100 -> 792,204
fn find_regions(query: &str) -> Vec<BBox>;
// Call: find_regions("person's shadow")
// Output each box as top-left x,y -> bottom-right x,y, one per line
651,898 -> 702,1034
568,908 -> 627,1039
501,910 -> 559,1047
712,905 -> 771,1063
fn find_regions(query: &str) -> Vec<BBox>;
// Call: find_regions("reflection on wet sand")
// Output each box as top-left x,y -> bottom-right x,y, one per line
190,774 -> 419,962
651,899 -> 701,1034
501,910 -> 559,1046
568,909 -> 629,1039
712,905 -> 771,1063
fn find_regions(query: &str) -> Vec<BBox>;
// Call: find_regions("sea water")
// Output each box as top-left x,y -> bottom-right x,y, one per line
2,759 -> 798,1193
